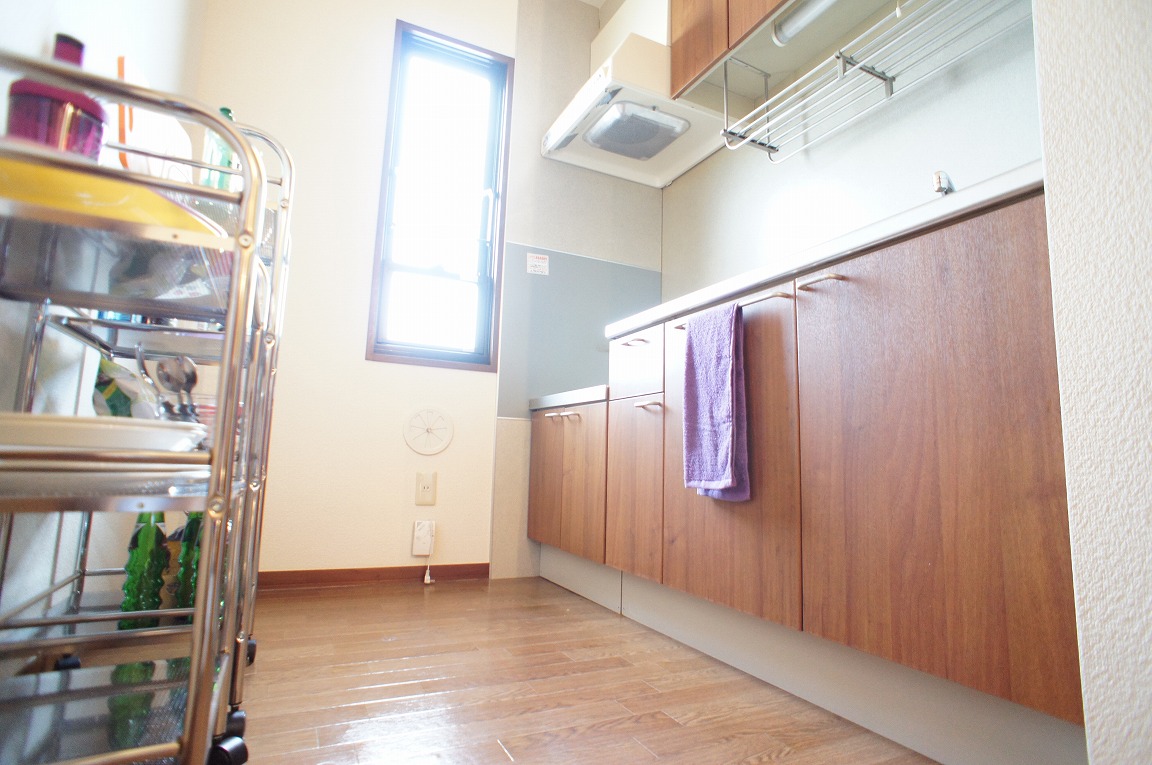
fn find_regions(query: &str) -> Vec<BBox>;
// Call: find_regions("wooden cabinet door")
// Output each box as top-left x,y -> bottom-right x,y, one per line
605,395 -> 665,581
662,291 -> 802,626
528,403 -> 607,563
796,193 -> 1082,723
671,0 -> 729,97
559,402 -> 608,564
528,408 -> 564,548
729,0 -> 788,48
609,324 -> 664,399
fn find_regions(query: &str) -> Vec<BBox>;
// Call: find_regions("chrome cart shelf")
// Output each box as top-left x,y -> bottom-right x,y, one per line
0,47 -> 293,765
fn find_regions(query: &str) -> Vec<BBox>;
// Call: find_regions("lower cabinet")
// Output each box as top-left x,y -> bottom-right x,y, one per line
605,394 -> 665,581
661,289 -> 802,627
795,193 -> 1082,724
527,402 -> 607,564
533,191 -> 1080,725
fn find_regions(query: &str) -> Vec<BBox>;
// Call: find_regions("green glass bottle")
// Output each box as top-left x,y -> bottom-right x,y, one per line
174,512 -> 203,621
201,106 -> 239,191
165,656 -> 191,715
119,512 -> 169,630
107,661 -> 156,750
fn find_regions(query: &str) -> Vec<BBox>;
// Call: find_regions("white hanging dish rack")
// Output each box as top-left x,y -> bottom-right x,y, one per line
722,0 -> 1033,161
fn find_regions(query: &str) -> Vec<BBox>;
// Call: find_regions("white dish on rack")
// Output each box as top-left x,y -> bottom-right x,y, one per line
0,413 -> 207,452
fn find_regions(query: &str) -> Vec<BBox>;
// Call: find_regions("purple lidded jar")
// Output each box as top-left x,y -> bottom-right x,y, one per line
6,34 -> 107,159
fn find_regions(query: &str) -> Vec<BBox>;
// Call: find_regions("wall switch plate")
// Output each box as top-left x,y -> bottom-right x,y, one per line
416,472 -> 437,506
412,520 -> 435,556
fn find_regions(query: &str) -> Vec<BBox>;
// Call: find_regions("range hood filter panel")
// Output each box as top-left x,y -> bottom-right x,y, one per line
583,101 -> 690,160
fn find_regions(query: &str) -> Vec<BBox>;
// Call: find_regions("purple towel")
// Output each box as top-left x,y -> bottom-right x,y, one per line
682,303 -> 749,502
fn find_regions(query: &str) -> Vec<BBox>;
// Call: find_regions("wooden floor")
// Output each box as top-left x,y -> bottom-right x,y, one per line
240,577 -> 937,765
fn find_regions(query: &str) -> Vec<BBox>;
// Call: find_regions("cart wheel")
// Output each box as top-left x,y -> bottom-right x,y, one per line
226,708 -> 246,737
208,735 -> 248,765
246,638 -> 257,666
54,654 -> 81,671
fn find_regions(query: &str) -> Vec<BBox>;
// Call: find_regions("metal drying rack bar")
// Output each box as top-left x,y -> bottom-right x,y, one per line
723,0 -> 1032,162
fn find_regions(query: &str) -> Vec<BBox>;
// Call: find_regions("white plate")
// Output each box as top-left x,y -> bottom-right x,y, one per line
0,413 -> 207,452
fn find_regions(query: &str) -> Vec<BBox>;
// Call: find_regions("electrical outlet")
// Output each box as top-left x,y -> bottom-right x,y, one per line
416,472 -> 437,506
412,520 -> 435,556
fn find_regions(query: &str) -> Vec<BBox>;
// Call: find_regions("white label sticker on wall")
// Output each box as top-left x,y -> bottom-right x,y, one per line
527,253 -> 549,275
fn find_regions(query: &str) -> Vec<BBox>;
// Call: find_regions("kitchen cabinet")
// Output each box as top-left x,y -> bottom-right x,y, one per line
527,408 -> 565,550
0,49 -> 294,764
528,402 -> 608,564
671,0 -> 787,96
795,193 -> 1082,724
608,324 -> 664,399
661,290 -> 802,626
605,328 -> 665,581
605,395 -> 665,581
730,0 -> 787,48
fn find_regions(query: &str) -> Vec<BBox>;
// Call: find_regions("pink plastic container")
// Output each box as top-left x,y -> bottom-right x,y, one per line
5,34 -> 106,159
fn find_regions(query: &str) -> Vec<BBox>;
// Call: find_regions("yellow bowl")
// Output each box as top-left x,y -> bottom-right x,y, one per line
0,150 -> 221,234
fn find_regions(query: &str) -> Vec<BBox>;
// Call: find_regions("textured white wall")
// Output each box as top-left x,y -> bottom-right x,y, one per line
1033,3 -> 1152,763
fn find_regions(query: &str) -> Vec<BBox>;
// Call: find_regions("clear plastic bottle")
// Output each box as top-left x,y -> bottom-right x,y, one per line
201,106 -> 240,191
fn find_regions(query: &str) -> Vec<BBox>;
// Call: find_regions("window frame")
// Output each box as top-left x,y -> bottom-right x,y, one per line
365,21 -> 513,372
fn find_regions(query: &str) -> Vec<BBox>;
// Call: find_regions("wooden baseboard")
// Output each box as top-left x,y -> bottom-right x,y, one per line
257,563 -> 490,590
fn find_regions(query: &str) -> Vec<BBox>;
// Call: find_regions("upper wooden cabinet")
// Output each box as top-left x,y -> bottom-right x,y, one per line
528,402 -> 608,564
795,193 -> 1083,724
609,324 -> 664,400
730,0 -> 787,47
671,0 -> 788,96
671,0 -> 728,97
661,290 -> 802,627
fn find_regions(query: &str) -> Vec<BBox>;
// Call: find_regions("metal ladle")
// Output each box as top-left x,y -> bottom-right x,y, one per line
156,356 -> 199,422
135,344 -> 175,420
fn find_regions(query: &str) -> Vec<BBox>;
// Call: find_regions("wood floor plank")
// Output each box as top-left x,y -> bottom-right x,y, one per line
498,709 -> 678,761
240,579 -> 937,764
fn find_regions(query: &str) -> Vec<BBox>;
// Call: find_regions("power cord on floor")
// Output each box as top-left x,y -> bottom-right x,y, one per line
421,522 -> 436,584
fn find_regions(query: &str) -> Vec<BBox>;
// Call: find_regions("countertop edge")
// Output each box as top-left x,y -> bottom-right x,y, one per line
529,385 -> 608,411
605,160 -> 1044,338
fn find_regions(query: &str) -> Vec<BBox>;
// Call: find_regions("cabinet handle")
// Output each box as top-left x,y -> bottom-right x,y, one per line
545,411 -> 580,418
672,291 -> 792,330
621,337 -> 650,346
634,400 -> 663,409
796,273 -> 846,290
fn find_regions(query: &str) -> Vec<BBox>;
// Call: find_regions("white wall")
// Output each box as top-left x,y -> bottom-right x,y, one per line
191,0 -> 517,571
661,21 -> 1040,299
1033,4 -> 1152,764
590,0 -> 669,66
0,0 -> 199,90
506,0 -> 662,271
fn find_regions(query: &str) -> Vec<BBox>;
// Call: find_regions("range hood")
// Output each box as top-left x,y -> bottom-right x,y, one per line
541,34 -> 724,189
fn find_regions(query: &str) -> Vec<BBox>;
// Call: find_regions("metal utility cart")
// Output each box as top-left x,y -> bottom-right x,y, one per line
0,49 -> 293,764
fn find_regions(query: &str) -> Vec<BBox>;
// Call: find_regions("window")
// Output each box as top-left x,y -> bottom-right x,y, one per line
366,22 -> 513,371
